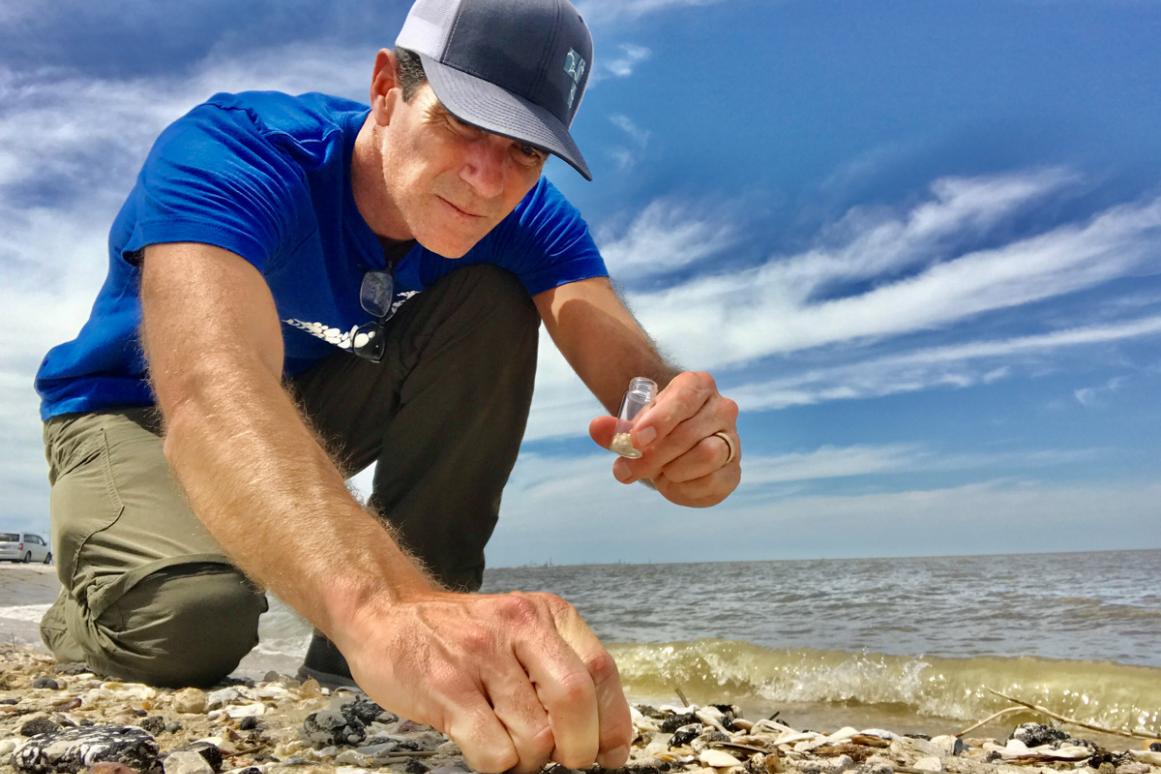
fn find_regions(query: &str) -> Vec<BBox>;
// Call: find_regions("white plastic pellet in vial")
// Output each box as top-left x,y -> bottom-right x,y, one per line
609,377 -> 658,459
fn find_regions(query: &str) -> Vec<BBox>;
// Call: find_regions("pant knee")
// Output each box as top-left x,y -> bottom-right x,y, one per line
445,265 -> 539,341
85,565 -> 266,687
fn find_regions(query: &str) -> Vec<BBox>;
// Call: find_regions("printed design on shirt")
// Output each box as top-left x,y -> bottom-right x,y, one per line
283,291 -> 421,350
282,319 -> 361,349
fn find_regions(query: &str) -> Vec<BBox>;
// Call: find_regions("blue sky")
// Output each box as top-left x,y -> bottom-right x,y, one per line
2,0 -> 1159,566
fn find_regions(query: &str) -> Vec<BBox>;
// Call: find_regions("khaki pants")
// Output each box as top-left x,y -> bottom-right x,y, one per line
40,266 -> 539,686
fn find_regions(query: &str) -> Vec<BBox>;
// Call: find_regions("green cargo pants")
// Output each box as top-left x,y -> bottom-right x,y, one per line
40,265 -> 539,686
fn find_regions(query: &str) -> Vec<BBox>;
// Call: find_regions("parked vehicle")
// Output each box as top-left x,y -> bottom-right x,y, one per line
0,532 -> 52,564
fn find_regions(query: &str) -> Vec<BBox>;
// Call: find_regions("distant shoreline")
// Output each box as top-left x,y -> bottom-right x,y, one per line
486,546 -> 1161,570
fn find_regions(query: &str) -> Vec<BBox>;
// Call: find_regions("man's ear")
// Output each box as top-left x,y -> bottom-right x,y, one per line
370,49 -> 401,126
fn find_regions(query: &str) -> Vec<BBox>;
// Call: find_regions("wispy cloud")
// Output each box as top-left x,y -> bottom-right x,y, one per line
595,198 -> 741,280
1074,376 -> 1129,408
488,448 -> 1161,564
496,442 -> 1104,517
609,114 -> 651,147
730,317 -> 1161,413
599,43 -> 652,80
577,0 -> 727,26
0,41 -> 372,532
606,113 -> 652,171
626,179 -> 1161,370
523,171 -> 1161,443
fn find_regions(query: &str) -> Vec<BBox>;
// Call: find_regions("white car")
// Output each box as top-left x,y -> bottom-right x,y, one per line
0,532 -> 52,564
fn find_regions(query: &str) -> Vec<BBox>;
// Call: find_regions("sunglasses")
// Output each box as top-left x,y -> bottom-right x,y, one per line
351,270 -> 395,363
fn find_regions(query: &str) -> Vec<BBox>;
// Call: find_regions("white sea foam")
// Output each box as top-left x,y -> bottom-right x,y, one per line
0,603 -> 50,623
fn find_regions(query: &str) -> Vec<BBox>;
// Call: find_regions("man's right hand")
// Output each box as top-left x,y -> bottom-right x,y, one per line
336,590 -> 633,774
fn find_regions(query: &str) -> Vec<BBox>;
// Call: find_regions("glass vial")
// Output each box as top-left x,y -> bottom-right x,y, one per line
609,377 -> 658,459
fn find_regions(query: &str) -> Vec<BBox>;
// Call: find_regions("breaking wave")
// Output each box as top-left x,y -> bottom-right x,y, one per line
609,639 -> 1161,734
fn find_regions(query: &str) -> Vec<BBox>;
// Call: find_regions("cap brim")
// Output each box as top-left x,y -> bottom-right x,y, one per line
418,53 -> 592,181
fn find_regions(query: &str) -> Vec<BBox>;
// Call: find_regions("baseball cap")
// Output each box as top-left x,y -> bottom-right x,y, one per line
396,0 -> 594,181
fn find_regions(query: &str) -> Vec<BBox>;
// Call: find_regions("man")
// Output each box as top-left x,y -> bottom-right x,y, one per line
33,0 -> 741,770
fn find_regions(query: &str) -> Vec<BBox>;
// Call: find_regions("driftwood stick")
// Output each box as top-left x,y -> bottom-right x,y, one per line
985,687 -> 1154,741
956,706 -> 1027,737
674,684 -> 690,708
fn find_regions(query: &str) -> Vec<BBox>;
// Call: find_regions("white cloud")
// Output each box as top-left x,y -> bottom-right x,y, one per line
577,0 -> 727,26
1074,375 -> 1129,408
740,444 -> 1102,488
599,44 -> 653,80
786,168 -> 1077,291
521,172 -> 1161,443
622,180 -> 1161,370
729,317 -> 1161,412
607,147 -> 636,172
497,442 -> 1103,503
5,27 -> 1159,570
0,47 -> 368,195
606,113 -> 652,171
609,113 -> 651,148
0,42 -> 373,531
596,197 -> 741,280
487,447 -> 1161,564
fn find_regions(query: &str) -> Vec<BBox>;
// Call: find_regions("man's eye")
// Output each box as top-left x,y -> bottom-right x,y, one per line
515,143 -> 545,164
446,113 -> 479,136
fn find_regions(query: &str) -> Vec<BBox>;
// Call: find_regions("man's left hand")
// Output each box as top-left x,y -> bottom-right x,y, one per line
589,371 -> 740,507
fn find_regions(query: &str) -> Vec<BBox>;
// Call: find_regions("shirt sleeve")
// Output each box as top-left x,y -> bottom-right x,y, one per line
123,101 -> 307,270
490,177 -> 609,295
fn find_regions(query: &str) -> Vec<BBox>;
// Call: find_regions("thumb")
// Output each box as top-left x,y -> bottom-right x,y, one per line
588,415 -> 618,449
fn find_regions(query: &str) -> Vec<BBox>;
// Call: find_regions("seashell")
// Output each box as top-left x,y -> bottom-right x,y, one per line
700,748 -> 744,768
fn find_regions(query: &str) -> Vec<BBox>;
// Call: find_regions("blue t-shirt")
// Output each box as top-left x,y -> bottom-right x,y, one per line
34,91 -> 607,420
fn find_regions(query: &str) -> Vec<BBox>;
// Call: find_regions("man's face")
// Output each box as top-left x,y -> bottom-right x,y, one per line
375,84 -> 547,258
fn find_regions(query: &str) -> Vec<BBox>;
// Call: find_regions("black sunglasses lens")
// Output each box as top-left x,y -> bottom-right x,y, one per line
360,271 -> 393,317
352,321 -> 386,363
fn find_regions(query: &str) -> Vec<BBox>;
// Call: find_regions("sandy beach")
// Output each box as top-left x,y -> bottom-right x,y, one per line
2,639 -> 1159,773
3,565 -> 1160,773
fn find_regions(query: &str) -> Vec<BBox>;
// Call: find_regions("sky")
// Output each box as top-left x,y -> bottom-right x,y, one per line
1,0 -> 1159,566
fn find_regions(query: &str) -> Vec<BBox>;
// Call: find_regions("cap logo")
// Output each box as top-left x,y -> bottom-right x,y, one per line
563,48 -> 587,110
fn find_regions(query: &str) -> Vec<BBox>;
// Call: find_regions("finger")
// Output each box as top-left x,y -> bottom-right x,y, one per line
589,650 -> 634,768
654,464 -> 741,507
481,653 -> 556,774
615,409 -> 722,484
513,624 -> 600,768
537,600 -> 634,766
631,372 -> 715,445
589,415 -> 618,449
443,691 -> 520,774
657,433 -> 736,484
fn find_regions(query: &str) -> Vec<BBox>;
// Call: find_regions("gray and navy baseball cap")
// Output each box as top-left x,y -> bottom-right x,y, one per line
396,0 -> 594,180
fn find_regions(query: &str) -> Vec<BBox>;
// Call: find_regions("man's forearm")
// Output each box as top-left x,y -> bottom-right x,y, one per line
592,331 -> 681,415
157,354 -> 437,639
534,277 -> 681,414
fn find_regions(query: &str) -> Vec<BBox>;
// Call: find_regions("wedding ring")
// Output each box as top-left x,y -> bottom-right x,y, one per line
712,431 -> 737,467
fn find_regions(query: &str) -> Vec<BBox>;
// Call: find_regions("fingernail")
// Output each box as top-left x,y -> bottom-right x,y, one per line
635,426 -> 656,447
599,746 -> 630,768
613,459 -> 633,482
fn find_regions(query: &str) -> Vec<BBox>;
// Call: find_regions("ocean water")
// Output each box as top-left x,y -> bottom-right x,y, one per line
6,550 -> 1158,736
248,549 -> 1161,735
479,550 -> 1161,735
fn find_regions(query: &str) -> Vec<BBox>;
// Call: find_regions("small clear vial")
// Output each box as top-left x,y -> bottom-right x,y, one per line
609,377 -> 658,459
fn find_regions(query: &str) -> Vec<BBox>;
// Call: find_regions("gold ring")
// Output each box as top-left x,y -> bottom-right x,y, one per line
712,431 -> 737,467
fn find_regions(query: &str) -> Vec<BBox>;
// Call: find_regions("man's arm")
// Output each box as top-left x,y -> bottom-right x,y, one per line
534,277 -> 741,507
141,243 -> 631,773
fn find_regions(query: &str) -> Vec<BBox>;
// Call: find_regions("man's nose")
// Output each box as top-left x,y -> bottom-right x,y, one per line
459,135 -> 508,200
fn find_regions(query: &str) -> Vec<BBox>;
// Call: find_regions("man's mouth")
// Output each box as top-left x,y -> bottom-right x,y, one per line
437,195 -> 483,219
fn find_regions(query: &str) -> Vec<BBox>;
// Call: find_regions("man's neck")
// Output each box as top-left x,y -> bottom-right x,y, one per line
351,115 -> 411,241
379,235 -> 414,268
